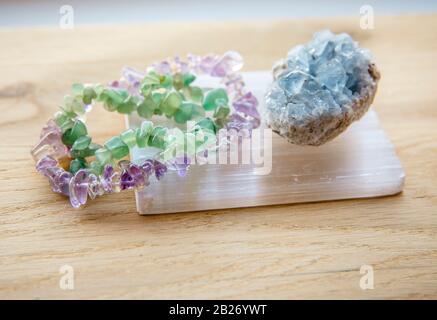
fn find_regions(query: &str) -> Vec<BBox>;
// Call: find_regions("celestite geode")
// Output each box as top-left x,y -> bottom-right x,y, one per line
265,30 -> 380,146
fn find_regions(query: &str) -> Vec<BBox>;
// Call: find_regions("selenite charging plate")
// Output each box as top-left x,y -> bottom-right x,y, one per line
126,71 -> 405,215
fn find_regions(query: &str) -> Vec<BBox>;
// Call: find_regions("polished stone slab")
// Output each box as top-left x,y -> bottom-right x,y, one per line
127,71 -> 404,215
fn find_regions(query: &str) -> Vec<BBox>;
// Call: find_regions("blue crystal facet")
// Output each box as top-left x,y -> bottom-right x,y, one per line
265,30 -> 379,146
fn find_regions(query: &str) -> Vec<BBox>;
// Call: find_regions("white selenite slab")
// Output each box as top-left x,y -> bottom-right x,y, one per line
127,71 -> 405,215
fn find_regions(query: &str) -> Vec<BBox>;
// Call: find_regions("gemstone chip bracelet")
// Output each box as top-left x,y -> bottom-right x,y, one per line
31,52 -> 261,208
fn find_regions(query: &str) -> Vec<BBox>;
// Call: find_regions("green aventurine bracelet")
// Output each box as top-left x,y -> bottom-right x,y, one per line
31,52 -> 261,208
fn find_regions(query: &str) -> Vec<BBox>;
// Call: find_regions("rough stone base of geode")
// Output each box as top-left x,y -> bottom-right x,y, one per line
267,64 -> 380,146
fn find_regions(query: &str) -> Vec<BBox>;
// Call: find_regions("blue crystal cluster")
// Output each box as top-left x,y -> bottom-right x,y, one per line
265,30 -> 379,146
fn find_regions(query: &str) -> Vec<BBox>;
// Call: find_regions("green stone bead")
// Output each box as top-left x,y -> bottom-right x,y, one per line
71,83 -> 85,96
73,99 -> 86,115
213,104 -> 230,119
141,120 -> 153,136
182,73 -> 196,86
140,72 -> 160,95
61,119 -> 87,146
188,86 -> 204,103
54,111 -> 69,126
172,73 -> 184,90
140,84 -> 152,96
70,120 -> 87,140
69,158 -> 87,175
160,74 -> 173,88
72,135 -> 91,151
59,107 -> 77,120
101,89 -> 128,112
64,95 -> 86,115
105,136 -> 129,160
214,118 -> 228,130
142,71 -> 161,86
141,120 -> 154,133
70,142 -> 101,159
83,86 -> 97,105
103,101 -> 117,112
114,89 -> 129,101
137,96 -> 157,119
174,101 -> 194,124
202,88 -> 229,111
61,129 -> 75,146
93,84 -> 104,97
135,128 -> 145,148
196,118 -> 216,134
135,120 -> 154,148
192,103 -> 205,118
59,120 -> 74,133
152,89 -> 166,102
148,126 -> 168,149
161,91 -> 182,117
117,95 -> 138,114
89,161 -> 103,175
95,147 -> 113,165
98,88 -> 110,101
62,95 -> 74,113
120,129 -> 137,148
61,99 -> 72,115
54,112 -> 74,133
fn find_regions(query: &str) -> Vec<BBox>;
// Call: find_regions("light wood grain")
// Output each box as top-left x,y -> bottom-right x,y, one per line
0,15 -> 437,299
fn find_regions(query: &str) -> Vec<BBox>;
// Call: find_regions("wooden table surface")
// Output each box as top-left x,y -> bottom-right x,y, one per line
1,15 -> 436,299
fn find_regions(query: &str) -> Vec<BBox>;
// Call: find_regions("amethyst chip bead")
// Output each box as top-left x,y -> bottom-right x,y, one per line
120,163 -> 149,191
69,169 -> 91,208
36,155 -> 58,176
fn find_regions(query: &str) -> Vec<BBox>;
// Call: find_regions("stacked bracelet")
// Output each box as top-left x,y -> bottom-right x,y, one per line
31,52 -> 260,208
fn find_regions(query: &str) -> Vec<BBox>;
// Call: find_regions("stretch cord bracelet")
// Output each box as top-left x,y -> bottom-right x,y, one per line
31,52 -> 261,209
